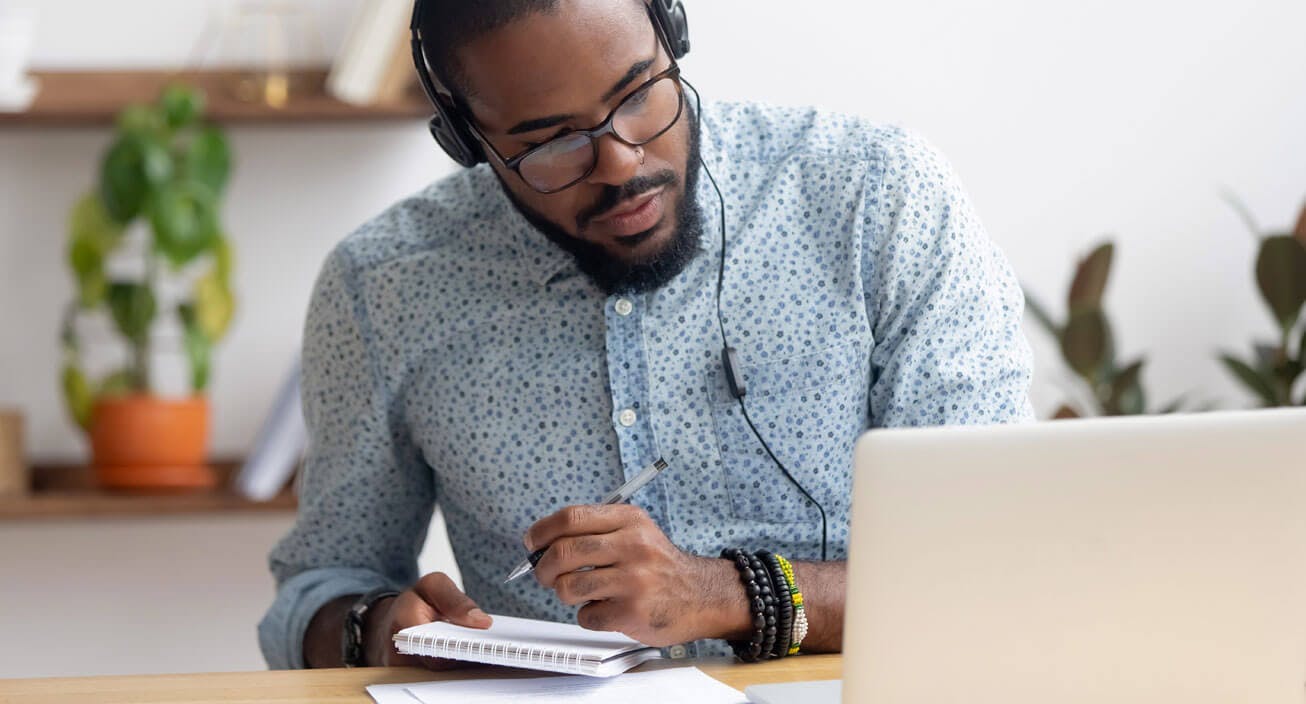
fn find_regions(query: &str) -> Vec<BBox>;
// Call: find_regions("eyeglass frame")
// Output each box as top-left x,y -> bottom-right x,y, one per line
457,8 -> 686,194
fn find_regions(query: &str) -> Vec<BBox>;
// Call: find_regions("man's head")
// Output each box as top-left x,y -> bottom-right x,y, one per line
417,0 -> 702,294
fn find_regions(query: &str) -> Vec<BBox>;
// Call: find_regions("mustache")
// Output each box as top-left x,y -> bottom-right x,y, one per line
576,170 -> 678,230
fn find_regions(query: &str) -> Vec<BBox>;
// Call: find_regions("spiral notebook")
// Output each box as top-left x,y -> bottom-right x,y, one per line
393,615 -> 664,677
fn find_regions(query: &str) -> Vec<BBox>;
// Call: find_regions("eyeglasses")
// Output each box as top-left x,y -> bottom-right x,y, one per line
470,64 -> 686,194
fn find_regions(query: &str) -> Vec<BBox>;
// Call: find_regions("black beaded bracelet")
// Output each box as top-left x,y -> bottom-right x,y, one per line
746,552 -> 779,658
720,547 -> 773,662
758,551 -> 794,659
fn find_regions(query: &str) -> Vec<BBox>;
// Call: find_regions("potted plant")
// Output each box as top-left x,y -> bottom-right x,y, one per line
1217,197 -> 1306,407
1025,241 -> 1190,417
60,84 -> 235,491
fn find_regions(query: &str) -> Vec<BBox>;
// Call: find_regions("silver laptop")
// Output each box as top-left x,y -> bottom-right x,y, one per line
749,408 -> 1306,704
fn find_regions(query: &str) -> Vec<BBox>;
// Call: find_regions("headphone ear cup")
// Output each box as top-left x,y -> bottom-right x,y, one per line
428,110 -> 485,168
653,0 -> 690,58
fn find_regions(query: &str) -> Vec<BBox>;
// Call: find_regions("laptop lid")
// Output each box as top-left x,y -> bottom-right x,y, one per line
843,408 -> 1306,703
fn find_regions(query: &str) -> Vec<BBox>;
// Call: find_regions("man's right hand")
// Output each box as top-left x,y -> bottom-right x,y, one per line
364,572 -> 493,668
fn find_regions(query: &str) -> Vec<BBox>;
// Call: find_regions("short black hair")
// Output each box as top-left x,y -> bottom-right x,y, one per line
417,0 -> 562,99
417,0 -> 645,100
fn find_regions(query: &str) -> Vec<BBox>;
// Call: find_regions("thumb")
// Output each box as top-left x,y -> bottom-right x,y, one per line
413,572 -> 493,629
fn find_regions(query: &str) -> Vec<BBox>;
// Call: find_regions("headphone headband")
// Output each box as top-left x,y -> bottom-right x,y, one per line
410,0 -> 691,168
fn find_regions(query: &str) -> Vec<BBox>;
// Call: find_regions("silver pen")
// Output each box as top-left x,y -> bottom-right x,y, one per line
503,457 -> 670,583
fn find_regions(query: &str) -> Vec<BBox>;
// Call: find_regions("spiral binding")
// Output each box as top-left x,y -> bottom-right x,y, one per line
396,632 -> 602,674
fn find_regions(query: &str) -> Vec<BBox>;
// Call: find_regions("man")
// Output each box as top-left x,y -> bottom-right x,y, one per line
259,0 -> 1033,669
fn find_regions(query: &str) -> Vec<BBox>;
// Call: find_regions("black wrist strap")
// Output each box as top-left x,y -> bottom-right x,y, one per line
342,588 -> 400,668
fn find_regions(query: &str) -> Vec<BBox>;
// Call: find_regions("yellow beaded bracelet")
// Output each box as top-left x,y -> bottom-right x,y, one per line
776,554 -> 806,654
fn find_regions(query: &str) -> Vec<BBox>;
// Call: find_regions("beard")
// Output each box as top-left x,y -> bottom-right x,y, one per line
499,116 -> 704,295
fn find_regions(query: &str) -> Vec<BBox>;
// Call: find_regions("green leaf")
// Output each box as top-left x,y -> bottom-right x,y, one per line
159,83 -> 205,129
96,369 -> 136,397
1116,382 -> 1146,416
1061,308 -> 1109,379
193,268 -> 235,341
185,126 -> 231,196
106,282 -> 156,345
67,193 -> 124,308
70,191 -> 125,249
1022,288 -> 1060,336
1107,359 -> 1145,415
180,308 -> 212,392
61,364 -> 94,431
213,236 -> 234,284
1255,235 -> 1306,335
115,103 -> 164,136
140,139 -> 174,187
1219,353 -> 1279,407
1253,342 -> 1284,371
68,241 -> 106,308
100,135 -> 148,222
148,180 -> 220,267
1067,242 -> 1114,313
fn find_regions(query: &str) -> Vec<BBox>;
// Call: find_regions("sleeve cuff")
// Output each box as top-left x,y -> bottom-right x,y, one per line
258,566 -> 402,669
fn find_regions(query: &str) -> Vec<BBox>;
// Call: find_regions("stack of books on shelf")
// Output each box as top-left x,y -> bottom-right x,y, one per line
326,0 -> 417,106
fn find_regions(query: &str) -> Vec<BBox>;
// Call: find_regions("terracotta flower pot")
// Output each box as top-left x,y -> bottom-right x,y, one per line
89,394 -> 216,491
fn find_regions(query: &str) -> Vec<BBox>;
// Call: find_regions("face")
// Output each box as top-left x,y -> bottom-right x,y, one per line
456,0 -> 701,293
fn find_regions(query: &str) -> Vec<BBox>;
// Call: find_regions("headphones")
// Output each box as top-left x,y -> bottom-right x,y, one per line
408,0 -> 829,561
409,0 -> 691,168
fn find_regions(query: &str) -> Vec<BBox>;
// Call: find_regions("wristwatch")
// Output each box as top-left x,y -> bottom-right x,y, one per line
342,588 -> 400,667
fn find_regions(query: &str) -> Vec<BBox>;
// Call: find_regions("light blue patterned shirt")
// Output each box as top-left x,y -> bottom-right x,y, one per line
258,101 -> 1034,669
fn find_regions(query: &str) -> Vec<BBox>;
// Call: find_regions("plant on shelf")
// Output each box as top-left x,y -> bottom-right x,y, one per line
1217,196 -> 1306,407
60,83 -> 236,491
1025,241 -> 1189,418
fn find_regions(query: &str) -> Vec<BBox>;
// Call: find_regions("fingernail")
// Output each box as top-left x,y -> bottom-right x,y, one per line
523,534 -> 534,552
469,608 -> 489,623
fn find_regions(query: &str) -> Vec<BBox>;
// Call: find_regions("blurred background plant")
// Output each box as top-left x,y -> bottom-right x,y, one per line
60,83 -> 236,430
1218,196 -> 1306,407
1025,241 -> 1190,418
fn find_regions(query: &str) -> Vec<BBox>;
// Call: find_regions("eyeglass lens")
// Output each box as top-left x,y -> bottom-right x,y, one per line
517,75 -> 682,192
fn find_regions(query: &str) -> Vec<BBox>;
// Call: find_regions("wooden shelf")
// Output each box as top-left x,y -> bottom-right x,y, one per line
0,461 -> 297,521
0,69 -> 430,126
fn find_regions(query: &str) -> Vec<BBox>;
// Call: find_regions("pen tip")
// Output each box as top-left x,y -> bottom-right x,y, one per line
503,564 -> 529,584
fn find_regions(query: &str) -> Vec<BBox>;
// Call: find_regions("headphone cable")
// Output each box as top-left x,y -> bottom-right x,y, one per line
682,77 -> 829,562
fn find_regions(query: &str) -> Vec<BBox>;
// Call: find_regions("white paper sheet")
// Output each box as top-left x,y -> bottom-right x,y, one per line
366,667 -> 746,704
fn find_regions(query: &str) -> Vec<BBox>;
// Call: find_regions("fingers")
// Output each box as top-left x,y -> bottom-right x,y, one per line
410,572 -> 493,629
533,532 -> 624,588
576,598 -> 624,634
552,567 -> 624,606
524,503 -> 649,553
381,573 -> 491,669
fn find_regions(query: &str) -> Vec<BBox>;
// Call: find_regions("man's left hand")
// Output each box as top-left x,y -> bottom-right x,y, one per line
524,504 -> 749,646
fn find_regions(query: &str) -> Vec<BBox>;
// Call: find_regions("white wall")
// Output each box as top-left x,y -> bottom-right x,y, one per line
0,0 -> 1303,679
3,0 -> 1305,461
0,512 -> 460,678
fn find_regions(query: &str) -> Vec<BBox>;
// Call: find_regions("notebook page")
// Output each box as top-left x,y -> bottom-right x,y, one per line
378,667 -> 747,704
394,614 -> 650,661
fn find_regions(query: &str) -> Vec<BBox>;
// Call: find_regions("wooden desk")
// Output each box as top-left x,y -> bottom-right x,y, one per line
0,656 -> 841,703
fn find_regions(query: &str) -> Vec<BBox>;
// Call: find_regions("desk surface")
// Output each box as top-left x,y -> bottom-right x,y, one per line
0,656 -> 841,703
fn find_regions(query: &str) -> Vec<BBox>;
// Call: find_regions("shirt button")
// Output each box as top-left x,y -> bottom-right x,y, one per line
668,644 -> 688,659
614,298 -> 633,316
618,408 -> 637,427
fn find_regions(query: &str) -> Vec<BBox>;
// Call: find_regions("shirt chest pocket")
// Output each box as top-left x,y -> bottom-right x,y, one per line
709,342 -> 867,524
